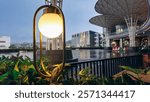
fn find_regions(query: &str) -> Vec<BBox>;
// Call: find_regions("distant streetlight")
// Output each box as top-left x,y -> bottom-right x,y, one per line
33,4 -> 65,78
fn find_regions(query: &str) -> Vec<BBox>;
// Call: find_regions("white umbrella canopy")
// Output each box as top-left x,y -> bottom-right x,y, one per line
90,0 -> 148,28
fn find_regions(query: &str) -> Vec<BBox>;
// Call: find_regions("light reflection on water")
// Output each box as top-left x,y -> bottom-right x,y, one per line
0,49 -> 137,62
72,49 -> 138,61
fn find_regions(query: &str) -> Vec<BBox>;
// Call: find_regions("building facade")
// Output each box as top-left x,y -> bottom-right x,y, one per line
46,35 -> 63,50
90,0 -> 150,50
71,30 -> 102,48
0,36 -> 11,49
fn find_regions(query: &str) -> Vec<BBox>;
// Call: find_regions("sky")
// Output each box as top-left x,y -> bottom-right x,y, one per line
0,0 -> 102,43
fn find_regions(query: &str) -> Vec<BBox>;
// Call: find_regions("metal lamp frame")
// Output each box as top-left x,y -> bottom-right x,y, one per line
33,4 -> 65,78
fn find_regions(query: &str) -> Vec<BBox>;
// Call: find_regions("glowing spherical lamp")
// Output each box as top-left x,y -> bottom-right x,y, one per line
38,13 -> 63,38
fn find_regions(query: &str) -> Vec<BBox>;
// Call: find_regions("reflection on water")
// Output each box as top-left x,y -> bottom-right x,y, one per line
72,49 -> 138,61
0,49 -> 138,62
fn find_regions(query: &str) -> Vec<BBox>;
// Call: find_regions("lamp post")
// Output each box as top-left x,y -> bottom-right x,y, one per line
33,4 -> 65,78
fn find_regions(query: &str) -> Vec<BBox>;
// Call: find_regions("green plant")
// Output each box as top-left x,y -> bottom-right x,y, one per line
0,54 -> 71,85
0,54 -> 49,85
2,53 -> 150,85
113,66 -> 150,85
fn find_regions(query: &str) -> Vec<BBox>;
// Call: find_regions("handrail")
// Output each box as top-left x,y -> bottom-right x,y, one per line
68,54 -> 139,65
65,54 -> 143,80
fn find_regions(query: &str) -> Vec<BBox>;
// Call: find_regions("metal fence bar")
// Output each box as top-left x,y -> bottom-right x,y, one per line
66,55 -> 143,80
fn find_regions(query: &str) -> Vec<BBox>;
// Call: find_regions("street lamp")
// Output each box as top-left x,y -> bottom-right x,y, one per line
33,4 -> 65,78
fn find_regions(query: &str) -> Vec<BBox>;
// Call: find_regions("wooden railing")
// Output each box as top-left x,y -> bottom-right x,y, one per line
65,54 -> 143,80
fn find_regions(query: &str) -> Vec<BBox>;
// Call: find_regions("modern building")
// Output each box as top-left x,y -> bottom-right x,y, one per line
90,0 -> 150,50
71,30 -> 102,47
0,36 -> 11,49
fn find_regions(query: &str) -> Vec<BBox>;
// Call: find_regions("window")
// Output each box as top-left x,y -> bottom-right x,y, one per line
0,41 -> 6,43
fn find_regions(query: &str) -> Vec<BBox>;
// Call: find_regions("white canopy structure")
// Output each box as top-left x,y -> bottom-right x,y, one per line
90,0 -> 150,47
90,0 -> 148,28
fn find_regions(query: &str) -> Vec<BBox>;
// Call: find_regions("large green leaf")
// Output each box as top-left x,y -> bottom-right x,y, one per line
143,67 -> 150,74
11,70 -> 20,80
14,60 -> 20,72
119,66 -> 143,74
79,68 -> 90,77
0,72 -> 9,82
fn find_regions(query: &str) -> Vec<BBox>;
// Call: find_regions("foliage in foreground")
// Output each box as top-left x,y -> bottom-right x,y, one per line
114,66 -> 150,85
0,54 -> 150,85
0,54 -> 49,85
60,66 -> 150,85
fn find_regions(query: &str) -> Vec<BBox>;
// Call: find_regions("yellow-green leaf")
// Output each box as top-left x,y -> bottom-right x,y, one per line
14,61 -> 20,72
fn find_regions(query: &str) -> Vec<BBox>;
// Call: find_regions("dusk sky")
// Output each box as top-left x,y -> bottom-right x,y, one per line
0,0 -> 102,43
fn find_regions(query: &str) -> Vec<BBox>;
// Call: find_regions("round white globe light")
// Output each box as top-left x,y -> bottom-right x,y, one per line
38,13 -> 63,38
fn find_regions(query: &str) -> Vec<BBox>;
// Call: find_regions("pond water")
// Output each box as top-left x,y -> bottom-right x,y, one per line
72,49 -> 138,61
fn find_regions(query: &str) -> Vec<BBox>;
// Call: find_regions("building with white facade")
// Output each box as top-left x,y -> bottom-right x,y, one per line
71,30 -> 102,48
0,36 -> 10,49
